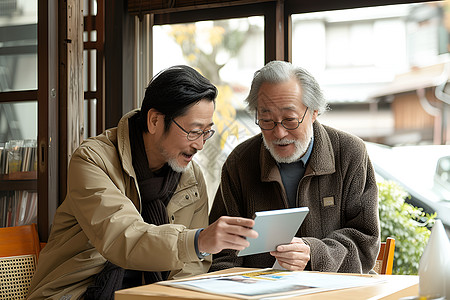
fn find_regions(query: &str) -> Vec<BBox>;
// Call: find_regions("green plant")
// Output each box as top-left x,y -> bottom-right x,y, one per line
378,180 -> 436,275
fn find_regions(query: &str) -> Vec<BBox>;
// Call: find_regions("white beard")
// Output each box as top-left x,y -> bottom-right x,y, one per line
158,141 -> 190,173
168,158 -> 189,173
263,124 -> 313,164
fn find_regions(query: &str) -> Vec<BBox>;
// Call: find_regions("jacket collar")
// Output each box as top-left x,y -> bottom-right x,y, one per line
260,120 -> 335,183
117,109 -> 139,179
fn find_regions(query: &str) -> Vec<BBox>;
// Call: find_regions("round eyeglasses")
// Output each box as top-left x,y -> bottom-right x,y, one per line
172,119 -> 215,141
255,108 -> 309,130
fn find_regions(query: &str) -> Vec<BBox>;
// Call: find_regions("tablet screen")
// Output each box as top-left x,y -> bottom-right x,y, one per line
237,207 -> 309,257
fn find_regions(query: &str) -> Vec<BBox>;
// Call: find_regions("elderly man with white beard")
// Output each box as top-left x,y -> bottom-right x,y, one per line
209,60 -> 380,274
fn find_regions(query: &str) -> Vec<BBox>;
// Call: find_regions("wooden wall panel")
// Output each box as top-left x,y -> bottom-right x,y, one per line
59,0 -> 84,204
67,0 -> 84,158
128,0 -> 274,15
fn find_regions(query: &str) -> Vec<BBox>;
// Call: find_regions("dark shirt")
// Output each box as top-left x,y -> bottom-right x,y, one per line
278,137 -> 314,207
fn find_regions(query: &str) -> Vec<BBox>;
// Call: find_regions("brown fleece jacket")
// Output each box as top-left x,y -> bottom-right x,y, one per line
209,121 -> 380,274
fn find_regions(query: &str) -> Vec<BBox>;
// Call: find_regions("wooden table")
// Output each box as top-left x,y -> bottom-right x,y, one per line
115,268 -> 419,300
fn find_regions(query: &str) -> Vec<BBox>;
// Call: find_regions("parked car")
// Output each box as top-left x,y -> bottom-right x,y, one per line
365,142 -> 450,230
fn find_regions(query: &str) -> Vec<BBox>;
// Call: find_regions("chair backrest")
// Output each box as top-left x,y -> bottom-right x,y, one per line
0,224 -> 42,299
374,237 -> 395,275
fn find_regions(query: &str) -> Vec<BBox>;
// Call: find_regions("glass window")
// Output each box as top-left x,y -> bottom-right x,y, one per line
0,0 -> 38,92
0,101 -> 37,143
0,101 -> 38,223
292,1 -> 447,145
293,2 -> 450,225
151,17 -> 264,200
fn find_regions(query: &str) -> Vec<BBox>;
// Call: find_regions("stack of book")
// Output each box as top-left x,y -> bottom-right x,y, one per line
0,146 -> 7,174
0,190 -> 37,228
0,139 -> 37,174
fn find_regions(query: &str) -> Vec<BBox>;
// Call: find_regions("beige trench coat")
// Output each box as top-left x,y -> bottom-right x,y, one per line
27,110 -> 211,300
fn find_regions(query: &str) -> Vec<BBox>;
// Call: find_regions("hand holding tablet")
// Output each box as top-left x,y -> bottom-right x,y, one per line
237,207 -> 309,257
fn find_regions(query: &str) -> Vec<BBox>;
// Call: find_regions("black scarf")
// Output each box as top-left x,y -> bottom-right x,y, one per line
84,114 -> 181,299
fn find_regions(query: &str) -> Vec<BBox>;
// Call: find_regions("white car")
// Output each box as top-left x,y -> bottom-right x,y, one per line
365,142 -> 450,229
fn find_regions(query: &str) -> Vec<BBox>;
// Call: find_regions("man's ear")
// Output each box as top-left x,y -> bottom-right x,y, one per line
311,110 -> 319,123
147,108 -> 163,134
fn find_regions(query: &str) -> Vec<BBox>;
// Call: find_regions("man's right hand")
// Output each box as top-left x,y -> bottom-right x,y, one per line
197,216 -> 258,254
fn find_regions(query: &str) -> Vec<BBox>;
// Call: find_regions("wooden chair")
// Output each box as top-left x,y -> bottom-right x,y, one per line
374,237 -> 395,275
0,224 -> 42,299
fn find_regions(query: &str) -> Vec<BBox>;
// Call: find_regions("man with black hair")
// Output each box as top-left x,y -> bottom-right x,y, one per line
28,65 -> 257,300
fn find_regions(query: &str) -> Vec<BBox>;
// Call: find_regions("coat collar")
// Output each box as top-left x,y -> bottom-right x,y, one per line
117,109 -> 139,179
259,120 -> 336,183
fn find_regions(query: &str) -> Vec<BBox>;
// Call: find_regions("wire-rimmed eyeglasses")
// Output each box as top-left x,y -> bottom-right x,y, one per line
172,119 -> 215,141
255,108 -> 309,130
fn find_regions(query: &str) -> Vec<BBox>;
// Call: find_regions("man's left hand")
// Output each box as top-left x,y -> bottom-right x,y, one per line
269,237 -> 310,271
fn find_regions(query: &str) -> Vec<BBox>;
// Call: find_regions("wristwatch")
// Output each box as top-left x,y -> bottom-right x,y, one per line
199,252 -> 211,259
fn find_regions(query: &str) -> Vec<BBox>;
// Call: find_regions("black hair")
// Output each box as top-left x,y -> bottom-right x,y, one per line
139,65 -> 218,132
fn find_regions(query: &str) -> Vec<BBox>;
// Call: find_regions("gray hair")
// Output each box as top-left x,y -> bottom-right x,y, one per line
245,61 -> 328,115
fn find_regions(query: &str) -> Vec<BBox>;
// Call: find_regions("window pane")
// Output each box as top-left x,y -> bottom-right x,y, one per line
292,2 -> 450,227
84,98 -> 97,139
90,49 -> 97,92
0,0 -> 38,91
151,17 -> 264,200
0,101 -> 37,143
0,102 -> 38,227
292,2 -> 447,145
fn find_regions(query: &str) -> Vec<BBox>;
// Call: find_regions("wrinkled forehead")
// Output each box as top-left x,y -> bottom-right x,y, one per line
257,91 -> 303,114
256,79 -> 303,112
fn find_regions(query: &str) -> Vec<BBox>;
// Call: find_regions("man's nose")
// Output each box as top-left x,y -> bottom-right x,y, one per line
272,123 -> 289,139
191,138 -> 205,151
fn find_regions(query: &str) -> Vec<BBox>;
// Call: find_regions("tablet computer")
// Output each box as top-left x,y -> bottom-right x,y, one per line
237,207 -> 309,257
